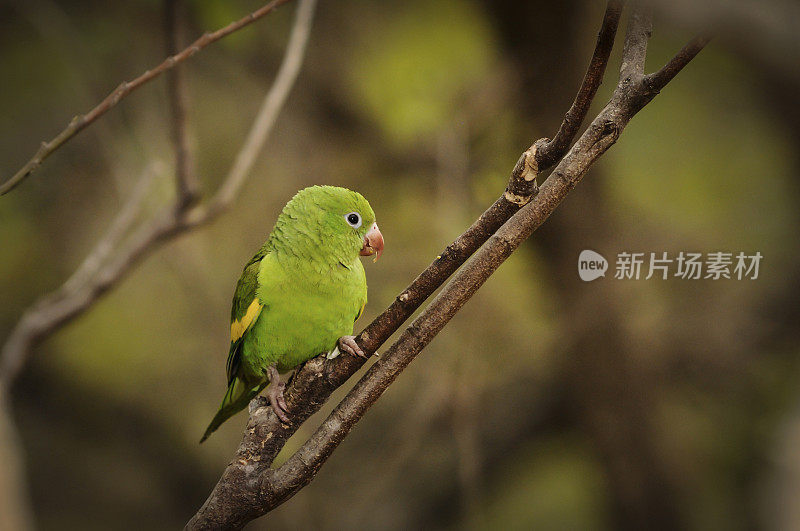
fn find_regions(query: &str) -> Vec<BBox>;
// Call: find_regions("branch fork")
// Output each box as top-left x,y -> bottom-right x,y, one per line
187,3 -> 709,528
0,0 -> 297,196
0,1 -> 709,528
0,0 -> 316,386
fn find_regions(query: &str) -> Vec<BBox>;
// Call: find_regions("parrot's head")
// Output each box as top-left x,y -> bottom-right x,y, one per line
274,185 -> 384,266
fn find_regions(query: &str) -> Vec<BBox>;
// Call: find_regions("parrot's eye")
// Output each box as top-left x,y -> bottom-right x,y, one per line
345,212 -> 362,228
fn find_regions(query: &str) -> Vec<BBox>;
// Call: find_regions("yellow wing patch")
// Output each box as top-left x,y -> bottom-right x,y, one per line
355,301 -> 366,322
230,299 -> 263,342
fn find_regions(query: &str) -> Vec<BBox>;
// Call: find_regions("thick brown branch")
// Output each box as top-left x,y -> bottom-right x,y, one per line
190,10 -> 628,523
187,184 -> 539,530
0,0 -> 295,196
165,0 -> 199,208
0,0 -> 315,387
256,83 -> 641,519
536,0 -> 624,169
188,9 -> 709,529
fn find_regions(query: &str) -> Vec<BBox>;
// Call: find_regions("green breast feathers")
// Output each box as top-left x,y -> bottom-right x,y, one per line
201,186 -> 384,442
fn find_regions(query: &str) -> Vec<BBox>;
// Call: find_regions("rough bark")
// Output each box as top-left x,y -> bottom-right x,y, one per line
187,3 -> 708,528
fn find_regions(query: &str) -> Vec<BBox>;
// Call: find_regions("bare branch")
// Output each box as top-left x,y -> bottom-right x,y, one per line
0,164 -> 161,385
165,0 -> 199,208
258,102 -> 631,513
188,7 -> 710,529
187,176 -> 540,531
645,35 -> 711,91
536,0 -> 624,169
185,0 -> 317,225
63,163 -> 162,295
0,0 -> 316,387
0,205 -> 179,386
0,0 -> 295,196
619,2 -> 653,81
264,36 -> 707,510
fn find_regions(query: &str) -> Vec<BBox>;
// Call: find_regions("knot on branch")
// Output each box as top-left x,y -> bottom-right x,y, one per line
248,395 -> 270,415
505,141 -> 544,205
588,119 -> 621,155
503,190 -> 533,206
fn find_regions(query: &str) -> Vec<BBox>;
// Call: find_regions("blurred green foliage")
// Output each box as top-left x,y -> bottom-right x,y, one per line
348,0 -> 495,146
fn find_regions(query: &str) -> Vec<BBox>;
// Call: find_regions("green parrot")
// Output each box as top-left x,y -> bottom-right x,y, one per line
200,185 -> 384,443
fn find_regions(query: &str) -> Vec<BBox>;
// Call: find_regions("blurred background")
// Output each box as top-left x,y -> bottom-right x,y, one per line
1,0 -> 799,529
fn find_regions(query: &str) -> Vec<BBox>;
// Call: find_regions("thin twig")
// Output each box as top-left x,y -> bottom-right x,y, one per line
165,0 -> 199,208
536,0 -> 624,169
0,163 -> 164,385
187,8 -> 710,528
0,0 -> 316,387
0,0 -> 295,196
645,35 -> 711,90
63,163 -> 163,295
0,207 -> 178,386
186,0 -> 317,225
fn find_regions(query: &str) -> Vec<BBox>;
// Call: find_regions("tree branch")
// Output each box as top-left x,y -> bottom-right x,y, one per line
619,2 -> 653,81
187,6 -> 709,529
0,0 -> 316,387
65,163 -> 163,296
535,0 -> 624,169
189,14 -> 627,516
165,0 -> 199,209
645,35 -> 711,91
0,206 -> 178,386
184,0 -> 317,225
0,0 -> 295,196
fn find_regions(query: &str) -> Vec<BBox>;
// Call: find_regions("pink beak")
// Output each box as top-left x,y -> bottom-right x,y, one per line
360,223 -> 384,262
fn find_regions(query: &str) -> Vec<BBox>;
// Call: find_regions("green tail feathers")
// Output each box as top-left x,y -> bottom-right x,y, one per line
200,378 -> 265,443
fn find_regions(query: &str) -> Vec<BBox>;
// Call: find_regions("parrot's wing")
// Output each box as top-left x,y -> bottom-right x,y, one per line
225,250 -> 269,384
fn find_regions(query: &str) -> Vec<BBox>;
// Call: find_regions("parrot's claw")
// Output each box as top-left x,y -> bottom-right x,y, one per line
267,381 -> 290,424
266,365 -> 290,424
338,335 -> 368,359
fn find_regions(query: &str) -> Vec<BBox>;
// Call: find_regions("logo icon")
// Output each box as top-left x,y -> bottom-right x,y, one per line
578,250 -> 608,281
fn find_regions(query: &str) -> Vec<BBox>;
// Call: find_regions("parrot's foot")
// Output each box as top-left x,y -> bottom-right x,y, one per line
267,365 -> 290,424
337,335 -> 367,359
